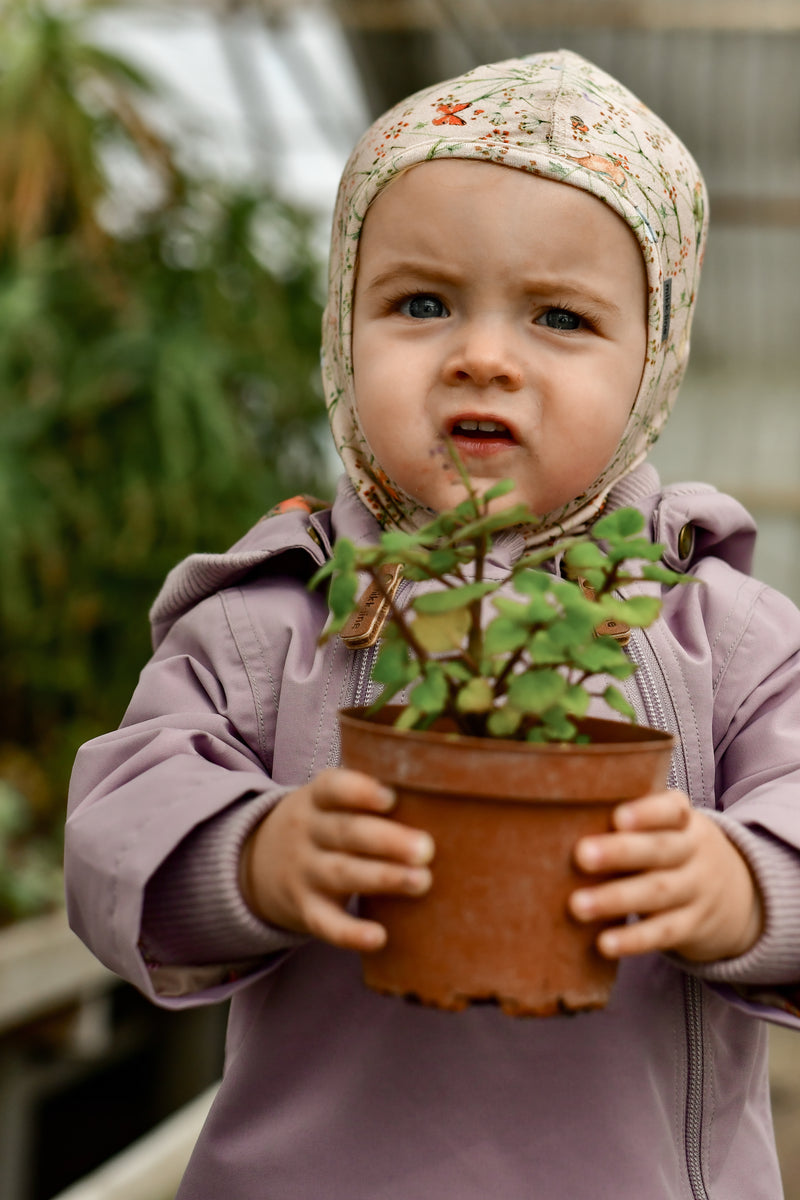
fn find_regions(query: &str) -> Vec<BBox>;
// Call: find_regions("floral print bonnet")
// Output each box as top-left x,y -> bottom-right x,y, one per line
322,49 -> 708,541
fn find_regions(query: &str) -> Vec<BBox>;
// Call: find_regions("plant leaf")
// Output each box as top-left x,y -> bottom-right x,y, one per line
606,537 -> 664,564
603,595 -> 662,627
483,616 -> 529,655
539,708 -> 579,741
602,684 -> 636,722
569,639 -> 630,673
507,670 -> 567,714
412,608 -> 470,652
482,478 -> 516,501
456,677 -> 494,713
395,705 -> 424,731
548,606 -> 597,644
487,706 -> 523,737
413,580 -> 498,613
372,639 -> 414,685
563,683 -> 591,718
379,530 -> 421,554
524,593 -> 561,625
515,542 -> 574,571
525,726 -> 549,744
592,507 -> 645,539
427,548 -> 461,574
455,498 -> 480,520
640,563 -> 690,585
327,571 -> 358,623
564,543 -> 608,573
448,505 -> 532,545
511,569 -> 552,596
528,629 -> 570,666
441,660 -> 473,683
409,665 -> 449,714
331,538 -> 356,569
309,559 -> 334,587
492,596 -> 531,621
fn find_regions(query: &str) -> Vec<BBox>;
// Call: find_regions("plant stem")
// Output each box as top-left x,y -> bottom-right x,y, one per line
494,644 -> 529,693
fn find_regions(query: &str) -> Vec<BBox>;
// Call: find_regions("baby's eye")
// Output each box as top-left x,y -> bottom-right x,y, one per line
399,294 -> 449,319
537,308 -> 583,332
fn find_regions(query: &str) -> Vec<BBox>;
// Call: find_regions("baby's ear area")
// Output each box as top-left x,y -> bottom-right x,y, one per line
652,484 -> 757,574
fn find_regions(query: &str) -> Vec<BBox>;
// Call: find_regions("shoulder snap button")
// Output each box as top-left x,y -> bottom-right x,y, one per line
678,523 -> 694,560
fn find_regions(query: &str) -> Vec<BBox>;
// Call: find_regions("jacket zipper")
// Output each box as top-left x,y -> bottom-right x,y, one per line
624,630 -> 684,794
326,640 -> 375,770
625,629 -> 709,1200
352,642 -> 379,709
345,579 -> 412,713
683,975 -> 710,1200
327,568 -> 411,769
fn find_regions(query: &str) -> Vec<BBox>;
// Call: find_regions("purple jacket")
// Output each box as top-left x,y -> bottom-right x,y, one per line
66,464 -> 800,1199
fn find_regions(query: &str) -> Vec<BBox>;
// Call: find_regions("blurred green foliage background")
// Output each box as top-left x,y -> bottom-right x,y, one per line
0,0 -> 329,922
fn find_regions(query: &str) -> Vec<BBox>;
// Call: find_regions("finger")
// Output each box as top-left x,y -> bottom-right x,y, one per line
310,767 -> 397,814
574,827 -> 691,875
301,893 -> 389,953
612,790 -> 691,833
595,906 -> 696,959
305,849 -> 433,902
312,810 -> 435,866
570,868 -> 694,926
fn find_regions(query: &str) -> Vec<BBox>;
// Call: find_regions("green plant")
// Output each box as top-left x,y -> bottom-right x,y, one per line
0,1 -> 330,863
314,451 -> 687,744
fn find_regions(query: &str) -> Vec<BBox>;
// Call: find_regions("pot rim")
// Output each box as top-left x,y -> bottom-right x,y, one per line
338,706 -> 674,757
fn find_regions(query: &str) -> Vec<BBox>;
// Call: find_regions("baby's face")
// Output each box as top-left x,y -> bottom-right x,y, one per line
351,159 -> 648,518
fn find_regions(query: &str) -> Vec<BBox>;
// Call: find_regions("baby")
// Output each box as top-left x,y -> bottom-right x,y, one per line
67,51 -> 800,1199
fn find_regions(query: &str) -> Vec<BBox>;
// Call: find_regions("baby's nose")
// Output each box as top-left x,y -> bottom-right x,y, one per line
441,322 -> 524,390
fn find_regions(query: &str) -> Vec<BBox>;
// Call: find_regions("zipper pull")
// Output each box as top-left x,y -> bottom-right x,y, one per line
339,564 -> 404,650
578,577 -> 631,647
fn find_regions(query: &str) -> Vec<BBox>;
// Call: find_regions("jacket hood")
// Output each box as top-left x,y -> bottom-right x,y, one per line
322,49 -> 709,542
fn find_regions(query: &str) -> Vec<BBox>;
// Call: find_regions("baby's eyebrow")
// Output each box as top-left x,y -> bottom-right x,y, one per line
360,261 -> 463,294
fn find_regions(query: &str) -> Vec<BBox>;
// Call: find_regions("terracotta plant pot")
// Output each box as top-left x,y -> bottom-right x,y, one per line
338,707 -> 674,1017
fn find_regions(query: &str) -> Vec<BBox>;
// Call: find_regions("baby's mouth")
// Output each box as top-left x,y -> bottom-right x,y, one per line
449,418 -> 515,442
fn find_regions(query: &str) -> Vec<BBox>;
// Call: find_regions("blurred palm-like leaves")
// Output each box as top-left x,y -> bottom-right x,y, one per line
0,0 -> 328,921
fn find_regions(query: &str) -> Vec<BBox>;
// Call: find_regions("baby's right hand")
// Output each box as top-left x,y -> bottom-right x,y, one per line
239,768 -> 435,953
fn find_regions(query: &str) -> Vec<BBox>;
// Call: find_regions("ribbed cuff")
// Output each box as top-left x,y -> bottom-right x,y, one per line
677,814 -> 800,986
140,788 -> 307,966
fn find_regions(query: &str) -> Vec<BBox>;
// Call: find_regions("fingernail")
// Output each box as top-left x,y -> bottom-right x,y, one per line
614,805 -> 636,829
363,925 -> 387,951
599,930 -> 620,957
571,890 -> 595,919
577,840 -> 601,869
412,832 -> 435,865
376,787 -> 396,810
408,867 -> 432,895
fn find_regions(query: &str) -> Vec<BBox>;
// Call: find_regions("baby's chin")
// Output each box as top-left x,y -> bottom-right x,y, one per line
408,478 -> 542,524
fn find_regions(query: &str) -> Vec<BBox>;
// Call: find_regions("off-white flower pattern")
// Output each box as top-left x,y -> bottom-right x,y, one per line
322,50 -> 708,540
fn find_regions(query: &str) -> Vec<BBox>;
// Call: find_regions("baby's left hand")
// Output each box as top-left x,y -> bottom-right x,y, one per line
569,791 -> 764,963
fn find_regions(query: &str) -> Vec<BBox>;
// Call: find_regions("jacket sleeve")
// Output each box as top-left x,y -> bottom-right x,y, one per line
65,573 -> 329,1007
676,575 -> 800,1018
